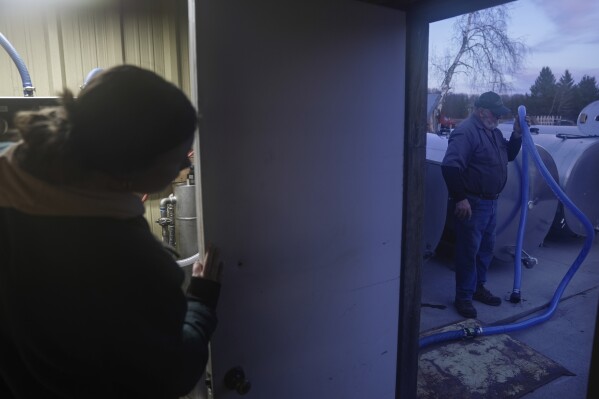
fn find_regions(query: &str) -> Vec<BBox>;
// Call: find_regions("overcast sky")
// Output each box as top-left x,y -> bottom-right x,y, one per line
429,0 -> 599,94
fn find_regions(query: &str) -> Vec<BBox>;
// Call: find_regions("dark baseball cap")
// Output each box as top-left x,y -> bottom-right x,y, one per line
474,91 -> 510,116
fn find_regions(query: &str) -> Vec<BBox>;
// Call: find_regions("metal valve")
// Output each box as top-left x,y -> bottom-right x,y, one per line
224,366 -> 251,395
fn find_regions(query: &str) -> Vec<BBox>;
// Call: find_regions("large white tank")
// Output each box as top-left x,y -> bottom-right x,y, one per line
577,100 -> 599,136
498,100 -> 599,236
498,123 -> 579,136
529,134 -> 599,236
494,144 -> 559,262
424,133 -> 449,258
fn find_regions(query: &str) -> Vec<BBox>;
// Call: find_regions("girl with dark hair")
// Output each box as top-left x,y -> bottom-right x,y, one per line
0,65 -> 221,399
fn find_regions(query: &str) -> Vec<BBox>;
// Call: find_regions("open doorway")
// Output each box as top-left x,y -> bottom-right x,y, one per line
421,2 -> 599,397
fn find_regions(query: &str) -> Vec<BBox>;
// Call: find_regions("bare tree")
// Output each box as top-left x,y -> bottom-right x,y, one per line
430,5 -> 527,129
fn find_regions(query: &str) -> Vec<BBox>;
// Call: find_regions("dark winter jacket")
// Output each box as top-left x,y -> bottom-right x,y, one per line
441,113 -> 522,201
0,143 -> 219,399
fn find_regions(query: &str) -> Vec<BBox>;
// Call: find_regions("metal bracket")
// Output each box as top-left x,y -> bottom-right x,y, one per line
505,246 -> 538,268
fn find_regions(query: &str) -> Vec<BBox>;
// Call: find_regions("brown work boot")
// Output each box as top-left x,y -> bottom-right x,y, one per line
473,285 -> 502,306
454,300 -> 477,318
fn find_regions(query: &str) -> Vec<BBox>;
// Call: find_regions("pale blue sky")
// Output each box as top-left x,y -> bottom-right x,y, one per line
429,0 -> 599,94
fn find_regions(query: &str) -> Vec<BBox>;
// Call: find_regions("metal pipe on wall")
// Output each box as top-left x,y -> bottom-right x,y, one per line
158,195 -> 176,247
0,32 -> 35,96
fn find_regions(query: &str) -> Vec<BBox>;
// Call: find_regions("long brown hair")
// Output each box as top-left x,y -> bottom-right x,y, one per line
13,96 -> 74,184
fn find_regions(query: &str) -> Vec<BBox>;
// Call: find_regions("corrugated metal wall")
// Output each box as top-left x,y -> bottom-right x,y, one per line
0,1 -> 189,96
0,0 -> 191,239
0,0 -> 189,96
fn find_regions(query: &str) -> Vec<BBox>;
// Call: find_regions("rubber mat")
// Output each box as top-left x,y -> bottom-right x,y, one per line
418,320 -> 574,399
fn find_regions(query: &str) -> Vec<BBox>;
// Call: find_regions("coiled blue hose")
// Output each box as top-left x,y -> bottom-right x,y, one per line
0,32 -> 34,96
420,105 -> 596,349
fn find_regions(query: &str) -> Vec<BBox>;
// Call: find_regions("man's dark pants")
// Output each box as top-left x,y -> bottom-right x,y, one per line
453,195 -> 497,302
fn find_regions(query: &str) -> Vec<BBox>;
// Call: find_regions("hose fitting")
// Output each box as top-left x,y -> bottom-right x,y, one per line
463,326 -> 483,339
509,291 -> 521,304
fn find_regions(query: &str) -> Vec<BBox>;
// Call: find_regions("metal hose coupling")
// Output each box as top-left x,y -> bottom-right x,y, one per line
463,326 -> 483,339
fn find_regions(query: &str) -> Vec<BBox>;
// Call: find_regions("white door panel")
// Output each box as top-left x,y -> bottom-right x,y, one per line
194,1 -> 406,397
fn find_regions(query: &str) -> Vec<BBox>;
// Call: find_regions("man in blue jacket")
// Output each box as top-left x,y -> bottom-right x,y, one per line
442,91 -> 523,318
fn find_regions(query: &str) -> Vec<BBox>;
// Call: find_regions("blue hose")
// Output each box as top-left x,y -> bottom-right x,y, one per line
0,32 -> 34,96
510,135 -> 529,303
420,105 -> 596,349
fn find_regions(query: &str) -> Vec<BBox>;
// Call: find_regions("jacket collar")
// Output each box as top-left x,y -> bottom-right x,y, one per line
0,143 -> 144,219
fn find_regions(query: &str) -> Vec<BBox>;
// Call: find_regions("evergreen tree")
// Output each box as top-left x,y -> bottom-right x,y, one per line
575,75 -> 599,114
556,70 -> 576,121
529,67 -> 557,115
504,93 -> 528,117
